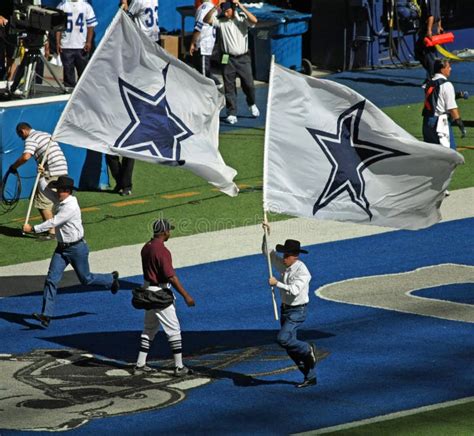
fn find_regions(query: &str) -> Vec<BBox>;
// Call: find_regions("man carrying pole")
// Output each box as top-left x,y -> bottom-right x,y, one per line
262,222 -> 318,388
9,122 -> 68,240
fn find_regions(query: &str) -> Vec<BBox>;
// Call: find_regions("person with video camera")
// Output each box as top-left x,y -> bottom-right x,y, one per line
55,0 -> 97,88
0,2 -> 15,81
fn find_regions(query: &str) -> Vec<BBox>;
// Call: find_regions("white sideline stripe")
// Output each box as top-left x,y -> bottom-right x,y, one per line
294,396 -> 474,435
0,187 -> 473,285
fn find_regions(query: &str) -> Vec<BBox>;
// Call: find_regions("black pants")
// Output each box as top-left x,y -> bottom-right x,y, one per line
193,50 -> 220,86
221,53 -> 255,116
60,48 -> 89,87
106,155 -> 135,191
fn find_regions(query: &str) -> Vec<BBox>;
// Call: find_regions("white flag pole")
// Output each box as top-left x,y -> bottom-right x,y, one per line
263,211 -> 279,321
263,56 -> 279,321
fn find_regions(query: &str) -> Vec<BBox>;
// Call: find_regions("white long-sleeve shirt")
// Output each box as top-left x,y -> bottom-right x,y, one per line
34,178 -> 84,243
269,250 -> 312,306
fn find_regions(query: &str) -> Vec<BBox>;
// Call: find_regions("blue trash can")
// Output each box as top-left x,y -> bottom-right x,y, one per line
247,4 -> 312,75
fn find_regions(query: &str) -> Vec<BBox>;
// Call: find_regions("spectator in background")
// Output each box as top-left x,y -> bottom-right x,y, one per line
422,59 -> 466,150
56,0 -> 97,88
120,0 -> 160,44
9,122 -> 69,240
189,0 -> 222,88
110,0 -> 161,197
415,0 -> 442,80
106,154 -> 134,196
0,4 -> 16,81
204,0 -> 260,125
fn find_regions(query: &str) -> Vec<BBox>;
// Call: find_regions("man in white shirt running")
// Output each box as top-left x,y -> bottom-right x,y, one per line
56,0 -> 98,87
22,175 -> 120,328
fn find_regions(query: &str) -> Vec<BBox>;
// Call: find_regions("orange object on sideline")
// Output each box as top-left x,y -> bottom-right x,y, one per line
424,32 -> 455,47
195,0 -> 219,8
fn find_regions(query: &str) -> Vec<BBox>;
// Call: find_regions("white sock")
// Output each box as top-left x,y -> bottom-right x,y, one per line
137,351 -> 148,367
174,353 -> 183,368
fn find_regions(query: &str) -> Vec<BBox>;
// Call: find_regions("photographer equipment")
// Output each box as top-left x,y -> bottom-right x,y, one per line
131,287 -> 174,310
1,167 -> 22,213
8,0 -> 68,98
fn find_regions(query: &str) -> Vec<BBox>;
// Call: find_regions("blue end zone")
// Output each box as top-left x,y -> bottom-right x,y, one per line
0,218 -> 473,434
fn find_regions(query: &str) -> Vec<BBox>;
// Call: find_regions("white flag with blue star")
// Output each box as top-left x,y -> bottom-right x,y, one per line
264,64 -> 464,230
53,9 -> 238,197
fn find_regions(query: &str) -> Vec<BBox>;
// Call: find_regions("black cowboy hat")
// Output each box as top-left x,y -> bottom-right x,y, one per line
48,176 -> 76,191
275,239 -> 308,255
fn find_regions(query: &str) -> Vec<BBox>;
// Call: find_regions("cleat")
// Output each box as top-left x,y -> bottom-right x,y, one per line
296,377 -> 317,388
111,271 -> 120,294
32,312 -> 50,327
132,365 -> 157,375
174,365 -> 193,377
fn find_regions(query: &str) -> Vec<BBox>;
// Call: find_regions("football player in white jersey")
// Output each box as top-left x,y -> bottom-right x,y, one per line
56,0 -> 98,87
121,0 -> 160,43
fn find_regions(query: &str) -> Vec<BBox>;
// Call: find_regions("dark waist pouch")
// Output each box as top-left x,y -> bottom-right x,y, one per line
131,287 -> 174,310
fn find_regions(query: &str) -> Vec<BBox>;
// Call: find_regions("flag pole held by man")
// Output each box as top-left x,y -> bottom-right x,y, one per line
52,9 -> 238,197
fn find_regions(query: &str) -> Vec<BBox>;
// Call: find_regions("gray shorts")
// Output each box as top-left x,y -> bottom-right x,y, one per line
33,175 -> 58,210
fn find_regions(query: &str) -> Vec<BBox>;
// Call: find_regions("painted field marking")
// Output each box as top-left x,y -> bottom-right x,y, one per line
316,264 -> 474,323
161,192 -> 200,199
294,396 -> 474,435
111,199 -> 150,207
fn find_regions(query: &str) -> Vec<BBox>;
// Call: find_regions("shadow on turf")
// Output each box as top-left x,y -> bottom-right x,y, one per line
0,272 -> 140,298
42,329 -> 332,386
43,329 -> 334,361
336,76 -> 422,88
0,225 -> 29,238
0,310 -> 95,330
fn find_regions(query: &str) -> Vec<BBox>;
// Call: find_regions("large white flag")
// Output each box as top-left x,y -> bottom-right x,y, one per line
54,10 -> 238,197
263,64 -> 464,230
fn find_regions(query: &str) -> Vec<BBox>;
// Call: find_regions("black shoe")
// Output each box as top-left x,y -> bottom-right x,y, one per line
32,312 -> 50,327
296,377 -> 317,389
132,364 -> 157,375
111,271 -> 120,294
120,188 -> 132,196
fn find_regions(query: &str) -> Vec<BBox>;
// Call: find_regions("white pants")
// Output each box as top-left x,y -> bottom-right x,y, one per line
142,303 -> 181,343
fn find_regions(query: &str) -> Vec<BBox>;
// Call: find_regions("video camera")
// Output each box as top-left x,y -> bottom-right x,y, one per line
10,0 -> 67,47
12,0 -> 67,32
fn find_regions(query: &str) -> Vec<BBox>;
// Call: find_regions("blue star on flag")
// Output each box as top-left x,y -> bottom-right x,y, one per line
114,64 -> 192,162
307,100 -> 408,219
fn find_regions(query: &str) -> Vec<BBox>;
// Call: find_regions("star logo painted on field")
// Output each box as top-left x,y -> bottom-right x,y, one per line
307,100 -> 408,219
114,64 -> 192,162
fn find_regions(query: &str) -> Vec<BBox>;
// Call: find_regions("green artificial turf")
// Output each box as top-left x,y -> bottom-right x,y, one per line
0,99 -> 472,266
322,400 -> 474,435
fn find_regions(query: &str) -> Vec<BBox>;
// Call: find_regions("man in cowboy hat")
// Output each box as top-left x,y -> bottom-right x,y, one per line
263,225 -> 318,388
22,174 -> 120,328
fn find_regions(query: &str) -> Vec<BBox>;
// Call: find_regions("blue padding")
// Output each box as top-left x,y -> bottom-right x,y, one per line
0,101 -> 109,197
